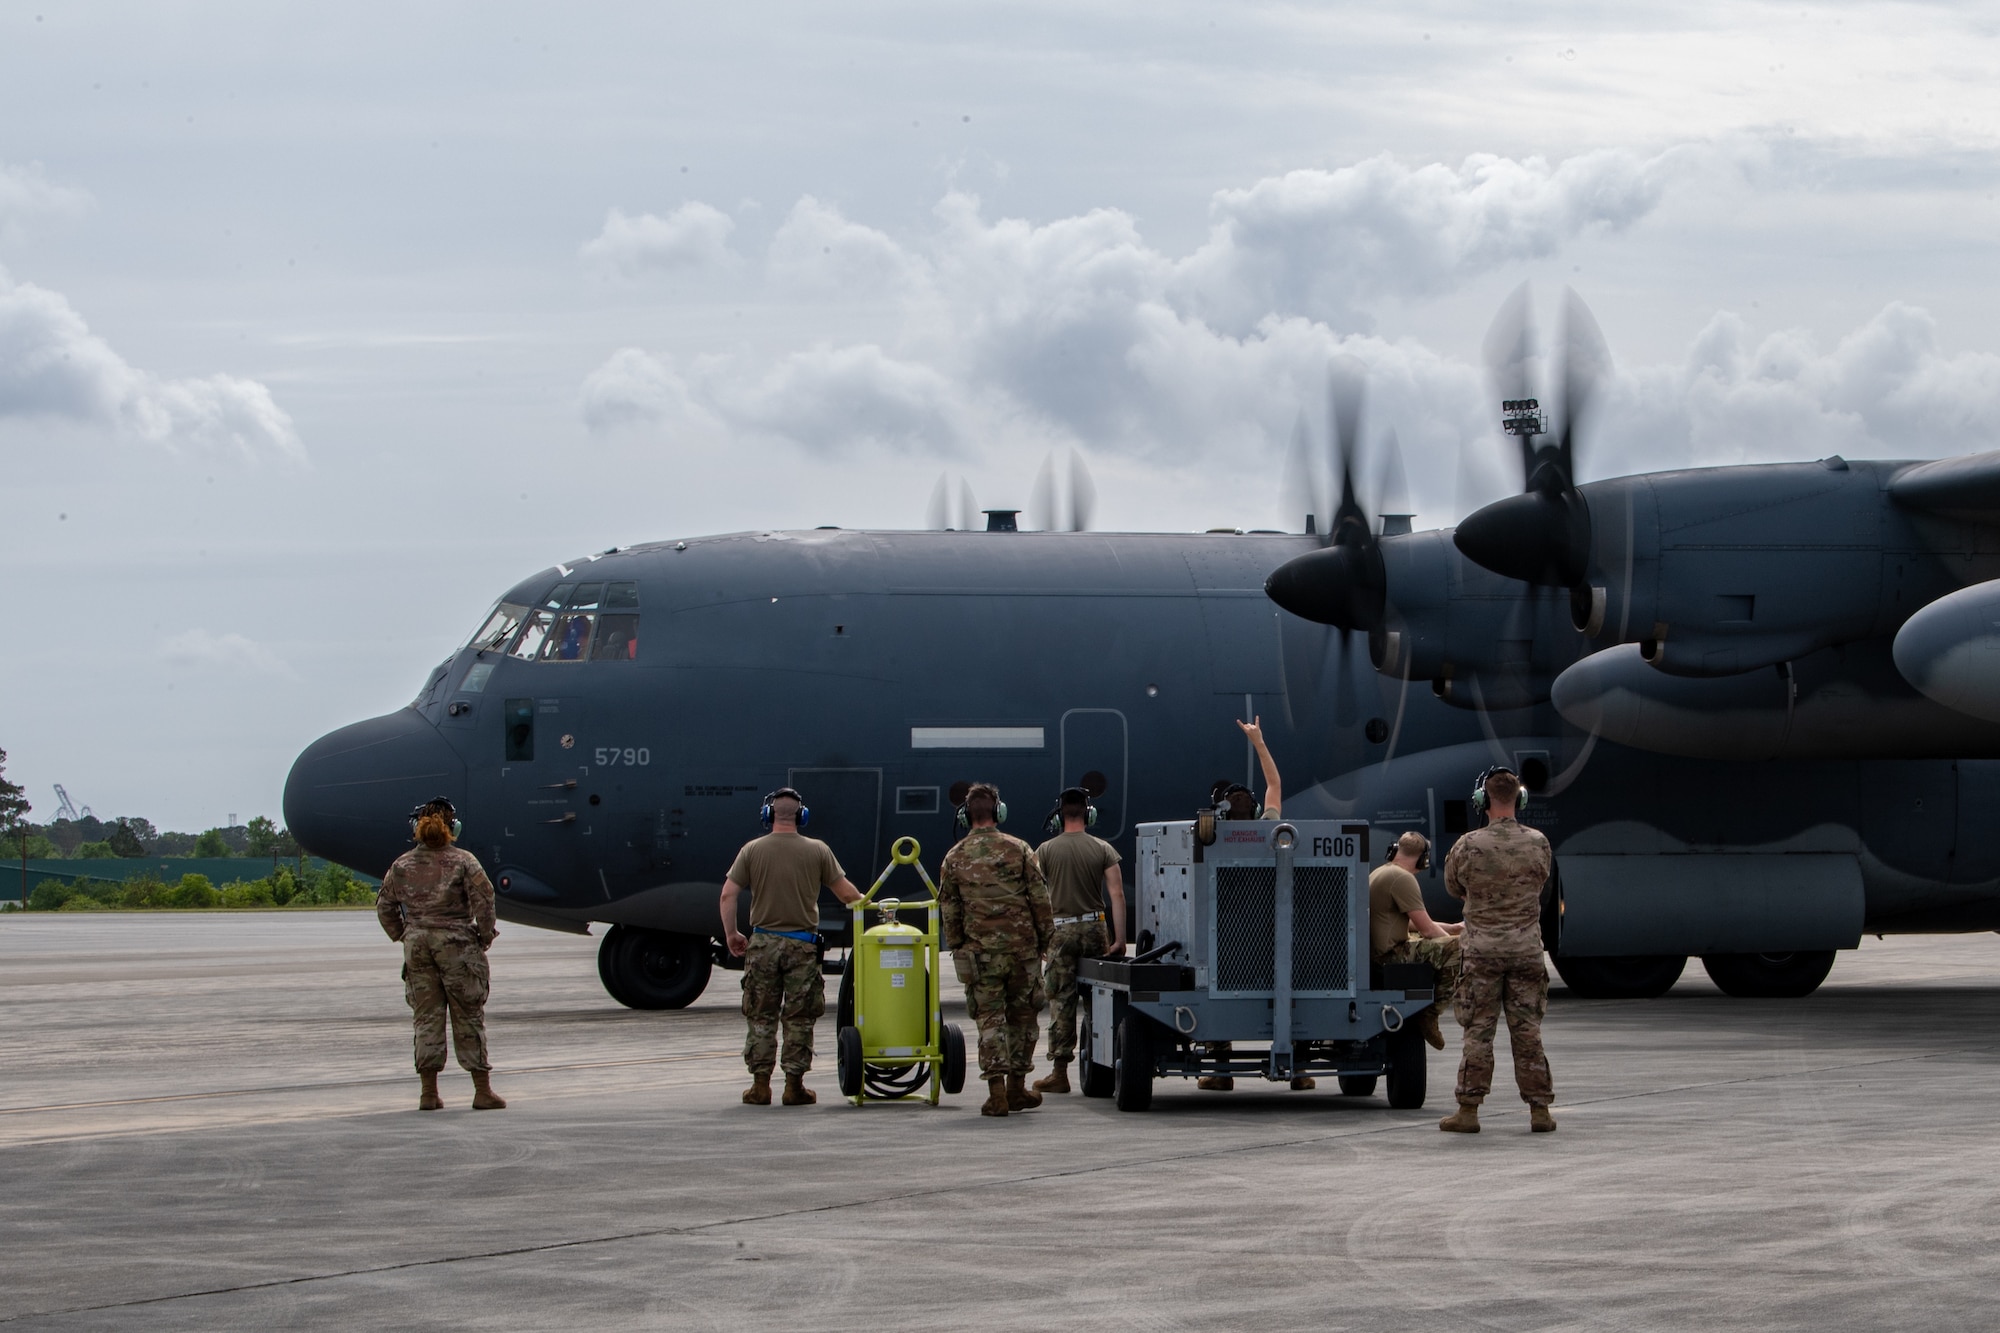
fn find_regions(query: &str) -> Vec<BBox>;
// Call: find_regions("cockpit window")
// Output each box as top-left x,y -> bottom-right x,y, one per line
594,613 -> 639,660
567,583 -> 604,610
509,610 -> 555,661
604,581 -> 639,609
469,602 -> 528,654
542,583 -> 574,609
543,611 -> 595,662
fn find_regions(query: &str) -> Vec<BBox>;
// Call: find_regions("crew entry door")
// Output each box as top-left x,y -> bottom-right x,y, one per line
787,767 -> 883,925
1059,709 -> 1128,838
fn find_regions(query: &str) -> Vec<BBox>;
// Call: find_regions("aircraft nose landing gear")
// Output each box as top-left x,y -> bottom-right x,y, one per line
598,925 -> 714,1009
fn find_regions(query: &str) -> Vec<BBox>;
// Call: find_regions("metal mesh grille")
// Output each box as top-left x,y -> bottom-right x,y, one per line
1213,865 -> 1276,991
1291,865 -> 1350,992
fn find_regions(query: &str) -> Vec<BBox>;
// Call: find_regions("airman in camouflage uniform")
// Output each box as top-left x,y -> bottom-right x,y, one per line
377,797 -> 505,1111
938,783 -> 1053,1117
1032,787 -> 1126,1095
1439,768 -> 1556,1134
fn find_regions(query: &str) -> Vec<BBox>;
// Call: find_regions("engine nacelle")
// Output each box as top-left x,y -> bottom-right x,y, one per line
1893,578 -> 2000,722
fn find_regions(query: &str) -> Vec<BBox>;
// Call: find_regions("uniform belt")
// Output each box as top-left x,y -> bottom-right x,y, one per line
1054,912 -> 1104,926
752,926 -> 819,943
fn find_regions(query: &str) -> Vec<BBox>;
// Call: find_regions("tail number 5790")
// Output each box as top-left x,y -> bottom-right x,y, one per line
594,747 -> 651,766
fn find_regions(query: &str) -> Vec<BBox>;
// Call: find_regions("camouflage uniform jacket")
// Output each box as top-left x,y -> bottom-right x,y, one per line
1443,817 -> 1551,961
377,844 -> 497,947
938,826 -> 1053,956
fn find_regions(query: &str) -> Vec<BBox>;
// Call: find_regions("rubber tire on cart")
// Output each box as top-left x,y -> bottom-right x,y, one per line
836,1026 -> 864,1099
1700,950 -> 1836,999
1384,1017 -> 1427,1110
1337,1074 -> 1378,1097
941,1023 -> 967,1094
1077,998 -> 1114,1098
1112,1014 -> 1155,1112
836,956 -> 856,1030
1552,953 -> 1687,999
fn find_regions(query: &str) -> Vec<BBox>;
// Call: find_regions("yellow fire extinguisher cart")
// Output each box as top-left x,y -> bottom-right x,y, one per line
835,837 -> 968,1106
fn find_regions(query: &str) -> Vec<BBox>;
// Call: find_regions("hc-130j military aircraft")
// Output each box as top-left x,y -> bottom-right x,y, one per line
285,285 -> 2000,1009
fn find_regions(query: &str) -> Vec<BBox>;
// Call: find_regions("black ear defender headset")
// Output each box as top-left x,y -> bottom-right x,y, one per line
1470,765 -> 1528,813
1211,780 -> 1264,820
1386,831 -> 1432,871
1042,786 -> 1099,836
760,787 -> 811,830
955,783 -> 1008,831
408,796 -> 463,841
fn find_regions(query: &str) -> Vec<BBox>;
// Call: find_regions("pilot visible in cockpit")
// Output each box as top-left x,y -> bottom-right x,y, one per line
1199,716 -> 1314,1092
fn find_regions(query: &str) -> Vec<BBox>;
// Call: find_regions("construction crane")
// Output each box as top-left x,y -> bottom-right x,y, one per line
52,785 -> 93,822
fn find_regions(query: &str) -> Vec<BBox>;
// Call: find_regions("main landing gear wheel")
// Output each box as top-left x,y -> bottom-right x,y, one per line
598,925 -> 714,1009
1112,1014 -> 1156,1112
1337,1075 -> 1378,1097
1077,1000 -> 1114,1098
1383,1018 -> 1427,1110
1701,950 -> 1836,998
1552,953 -> 1687,1000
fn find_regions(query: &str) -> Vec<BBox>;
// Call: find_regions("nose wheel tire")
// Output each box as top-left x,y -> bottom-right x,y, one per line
597,926 -> 713,1009
1552,953 -> 1686,1000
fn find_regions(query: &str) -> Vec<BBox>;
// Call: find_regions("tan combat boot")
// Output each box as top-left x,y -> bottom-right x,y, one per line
470,1070 -> 507,1110
742,1072 -> 773,1105
1438,1101 -> 1481,1133
1196,1076 -> 1235,1091
1418,1008 -> 1445,1051
1530,1104 -> 1558,1133
1006,1073 -> 1042,1111
418,1069 -> 442,1111
1290,1077 -> 1316,1091
782,1073 -> 816,1106
981,1077 -> 1010,1117
1033,1061 -> 1071,1095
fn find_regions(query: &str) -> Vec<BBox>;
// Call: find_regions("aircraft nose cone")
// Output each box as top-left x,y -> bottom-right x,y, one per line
1454,490 -> 1592,587
1265,545 -> 1384,630
283,708 -> 468,876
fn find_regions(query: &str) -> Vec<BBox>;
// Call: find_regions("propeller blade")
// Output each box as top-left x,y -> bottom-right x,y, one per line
1068,449 -> 1097,531
1374,426 -> 1411,533
1279,411 -> 1317,535
1482,281 -> 1541,490
1027,452 -> 1057,532
1328,354 -> 1368,543
925,473 -> 951,531
958,478 -> 978,533
1554,285 -> 1612,491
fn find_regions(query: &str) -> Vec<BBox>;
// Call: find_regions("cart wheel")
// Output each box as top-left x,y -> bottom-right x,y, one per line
1113,1014 -> 1155,1112
1337,1074 -> 1378,1097
1384,1018 -> 1427,1109
836,1026 -> 864,1099
1077,998 -> 1114,1098
836,956 -> 856,1030
941,1023 -> 967,1095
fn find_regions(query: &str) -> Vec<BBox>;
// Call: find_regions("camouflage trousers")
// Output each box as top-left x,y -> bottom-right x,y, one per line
403,927 -> 490,1073
1454,954 -> 1553,1107
742,934 -> 825,1077
1042,920 -> 1107,1063
961,949 -> 1045,1078
1382,934 -> 1463,1019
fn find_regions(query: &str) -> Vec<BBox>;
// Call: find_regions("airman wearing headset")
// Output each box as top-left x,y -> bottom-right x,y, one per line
376,796 -> 505,1112
1030,786 -> 1126,1095
1369,831 -> 1463,1051
1439,765 -> 1556,1135
1199,717 -> 1315,1093
720,788 -> 863,1107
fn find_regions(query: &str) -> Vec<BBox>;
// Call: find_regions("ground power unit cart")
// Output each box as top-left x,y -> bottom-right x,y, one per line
1078,819 -> 1436,1111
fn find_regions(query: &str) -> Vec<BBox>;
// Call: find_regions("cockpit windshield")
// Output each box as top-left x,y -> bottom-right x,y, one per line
486,581 -> 640,662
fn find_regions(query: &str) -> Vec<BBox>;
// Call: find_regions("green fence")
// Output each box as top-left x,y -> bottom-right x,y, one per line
2,857 -> 378,898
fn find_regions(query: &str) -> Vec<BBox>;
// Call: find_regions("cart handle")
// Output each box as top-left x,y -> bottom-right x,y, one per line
859,838 -> 941,907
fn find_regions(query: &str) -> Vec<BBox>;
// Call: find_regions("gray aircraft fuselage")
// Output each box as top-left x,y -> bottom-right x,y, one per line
285,510 -> 2000,1007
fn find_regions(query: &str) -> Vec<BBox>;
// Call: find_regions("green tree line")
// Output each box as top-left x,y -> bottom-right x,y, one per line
21,863 -> 375,912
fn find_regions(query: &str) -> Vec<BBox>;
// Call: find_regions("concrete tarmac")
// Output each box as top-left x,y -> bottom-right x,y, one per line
1,913 -> 1997,1330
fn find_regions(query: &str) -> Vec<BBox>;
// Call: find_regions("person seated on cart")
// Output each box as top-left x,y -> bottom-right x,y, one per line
1370,831 -> 1462,1051
1199,717 -> 1314,1093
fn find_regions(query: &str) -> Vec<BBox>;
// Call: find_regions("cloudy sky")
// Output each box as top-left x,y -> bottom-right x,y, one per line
3,2 -> 1998,831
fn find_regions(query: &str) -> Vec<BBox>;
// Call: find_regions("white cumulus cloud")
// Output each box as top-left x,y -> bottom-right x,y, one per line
158,629 -> 295,678
0,266 -> 303,459
0,160 -> 90,242
580,203 -> 737,277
